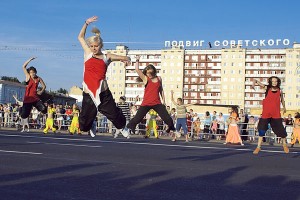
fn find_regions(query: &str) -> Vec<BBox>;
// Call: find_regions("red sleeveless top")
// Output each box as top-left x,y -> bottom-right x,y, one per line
23,77 -> 40,103
141,77 -> 162,106
262,88 -> 281,118
82,53 -> 109,106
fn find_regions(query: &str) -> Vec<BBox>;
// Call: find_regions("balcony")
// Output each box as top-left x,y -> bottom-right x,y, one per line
245,58 -> 286,62
245,66 -> 286,70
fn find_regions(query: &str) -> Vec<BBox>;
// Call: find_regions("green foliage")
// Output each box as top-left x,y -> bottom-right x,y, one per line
0,76 -> 21,83
56,88 -> 68,94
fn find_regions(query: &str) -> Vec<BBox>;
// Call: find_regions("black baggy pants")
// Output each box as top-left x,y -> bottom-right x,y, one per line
126,104 -> 175,133
79,90 -> 126,132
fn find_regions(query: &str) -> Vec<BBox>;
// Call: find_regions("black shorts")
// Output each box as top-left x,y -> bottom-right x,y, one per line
257,118 -> 287,138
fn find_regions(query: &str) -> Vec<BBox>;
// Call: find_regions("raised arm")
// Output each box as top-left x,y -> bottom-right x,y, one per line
22,57 -> 36,82
252,79 -> 266,90
135,55 -> 147,84
183,103 -> 194,107
107,53 -> 131,66
170,90 -> 177,105
78,16 -> 98,54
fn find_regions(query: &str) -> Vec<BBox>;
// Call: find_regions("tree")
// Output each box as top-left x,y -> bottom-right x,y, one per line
56,88 -> 68,94
0,76 -> 21,83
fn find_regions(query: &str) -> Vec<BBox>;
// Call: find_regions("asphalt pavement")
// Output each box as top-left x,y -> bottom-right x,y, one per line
0,129 -> 300,200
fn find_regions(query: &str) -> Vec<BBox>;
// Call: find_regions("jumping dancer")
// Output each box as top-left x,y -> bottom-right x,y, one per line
252,76 -> 289,154
78,16 -> 131,137
122,55 -> 175,136
20,57 -> 47,119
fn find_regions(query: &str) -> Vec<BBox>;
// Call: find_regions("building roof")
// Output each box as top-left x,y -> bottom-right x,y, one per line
0,80 -> 26,88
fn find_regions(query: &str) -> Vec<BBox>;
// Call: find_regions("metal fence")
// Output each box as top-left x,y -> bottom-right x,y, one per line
0,111 -> 295,143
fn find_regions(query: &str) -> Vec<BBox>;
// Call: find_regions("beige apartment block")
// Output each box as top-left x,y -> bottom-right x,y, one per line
285,43 -> 300,112
161,46 -> 185,107
106,45 -> 128,102
103,44 -> 300,115
220,47 -> 246,109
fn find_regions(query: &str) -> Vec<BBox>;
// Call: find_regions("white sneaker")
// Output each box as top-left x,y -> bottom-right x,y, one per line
90,129 -> 96,137
27,129 -> 30,132
114,133 -> 118,138
120,128 -> 129,138
89,123 -> 97,137
21,129 -> 25,132
126,135 -> 130,139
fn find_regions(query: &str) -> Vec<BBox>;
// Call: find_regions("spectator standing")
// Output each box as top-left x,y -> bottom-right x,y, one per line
224,106 -> 244,146
216,112 -> 225,140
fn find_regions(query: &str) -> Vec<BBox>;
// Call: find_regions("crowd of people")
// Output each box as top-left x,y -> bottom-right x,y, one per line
1,100 -> 299,146
1,15 -> 300,155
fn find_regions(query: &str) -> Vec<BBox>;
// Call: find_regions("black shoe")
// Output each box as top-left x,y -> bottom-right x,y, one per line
291,144 -> 294,148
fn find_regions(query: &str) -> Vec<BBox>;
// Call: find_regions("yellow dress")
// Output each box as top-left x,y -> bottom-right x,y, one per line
291,118 -> 300,145
69,109 -> 80,134
146,109 -> 158,138
43,108 -> 56,134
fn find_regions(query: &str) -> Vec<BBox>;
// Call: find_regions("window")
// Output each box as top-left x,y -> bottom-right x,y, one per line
192,56 -> 198,61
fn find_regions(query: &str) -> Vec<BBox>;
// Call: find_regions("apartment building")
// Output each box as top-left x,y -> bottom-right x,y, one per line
105,43 -> 300,114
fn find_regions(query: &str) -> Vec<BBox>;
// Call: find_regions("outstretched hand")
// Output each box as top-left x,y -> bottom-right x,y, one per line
24,57 -> 36,66
86,16 -> 98,25
27,57 -> 36,62
135,55 -> 141,61
122,60 -> 131,67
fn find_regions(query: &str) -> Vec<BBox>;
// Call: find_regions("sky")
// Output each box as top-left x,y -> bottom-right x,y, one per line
0,0 -> 299,91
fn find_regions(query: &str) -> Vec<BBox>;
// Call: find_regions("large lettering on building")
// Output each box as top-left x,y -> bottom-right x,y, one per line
164,39 -> 290,48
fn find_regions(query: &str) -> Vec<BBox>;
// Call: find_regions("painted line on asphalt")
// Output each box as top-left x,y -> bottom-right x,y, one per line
1,133 -> 300,154
27,141 -> 102,148
102,140 -> 300,154
0,149 -> 43,155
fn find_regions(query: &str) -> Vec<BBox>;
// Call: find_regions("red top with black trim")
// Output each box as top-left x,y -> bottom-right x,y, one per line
23,77 -> 40,103
262,88 -> 281,118
141,77 -> 162,106
83,56 -> 107,98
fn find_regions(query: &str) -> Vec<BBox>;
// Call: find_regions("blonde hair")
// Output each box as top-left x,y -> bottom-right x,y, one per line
86,27 -> 103,48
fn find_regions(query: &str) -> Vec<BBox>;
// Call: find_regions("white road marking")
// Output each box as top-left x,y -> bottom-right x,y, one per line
0,149 -> 42,155
27,141 -> 102,148
1,133 -> 299,154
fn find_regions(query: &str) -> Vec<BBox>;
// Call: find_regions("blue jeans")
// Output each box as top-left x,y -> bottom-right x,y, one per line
176,118 -> 188,134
